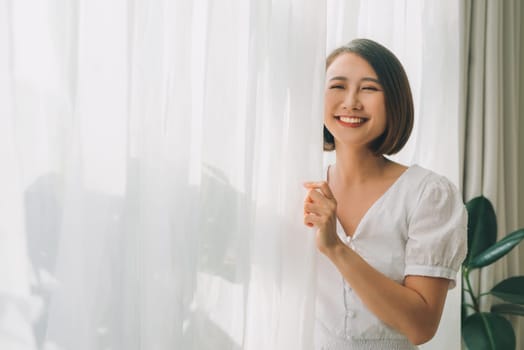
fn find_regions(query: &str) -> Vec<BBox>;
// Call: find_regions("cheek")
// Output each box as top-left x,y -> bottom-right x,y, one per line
323,107 -> 331,123
324,93 -> 338,113
368,96 -> 386,120
324,106 -> 337,124
323,94 -> 330,119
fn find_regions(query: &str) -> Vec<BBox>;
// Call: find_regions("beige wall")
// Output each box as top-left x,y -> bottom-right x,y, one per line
517,3 -> 524,349
519,0 -> 524,271
521,1 -> 524,226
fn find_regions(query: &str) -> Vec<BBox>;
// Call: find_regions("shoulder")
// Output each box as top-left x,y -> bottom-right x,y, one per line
403,165 -> 461,199
395,165 -> 464,222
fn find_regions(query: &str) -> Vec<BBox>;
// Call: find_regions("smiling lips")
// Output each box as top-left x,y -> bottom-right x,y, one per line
336,116 -> 368,128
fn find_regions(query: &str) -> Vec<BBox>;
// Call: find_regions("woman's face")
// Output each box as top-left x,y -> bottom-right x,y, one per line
324,52 -> 387,151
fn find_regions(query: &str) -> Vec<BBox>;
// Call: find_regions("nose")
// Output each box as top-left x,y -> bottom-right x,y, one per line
342,90 -> 362,110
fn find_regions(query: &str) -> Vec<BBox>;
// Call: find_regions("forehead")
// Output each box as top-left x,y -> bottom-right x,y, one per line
326,52 -> 378,80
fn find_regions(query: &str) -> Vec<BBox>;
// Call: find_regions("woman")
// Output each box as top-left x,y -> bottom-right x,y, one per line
303,39 -> 467,349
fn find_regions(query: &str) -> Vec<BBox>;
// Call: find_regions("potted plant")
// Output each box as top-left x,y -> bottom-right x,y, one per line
462,195 -> 524,349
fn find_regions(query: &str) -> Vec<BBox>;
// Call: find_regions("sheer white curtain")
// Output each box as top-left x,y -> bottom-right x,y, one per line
0,2 -> 39,348
326,1 -> 464,349
2,1 -> 326,349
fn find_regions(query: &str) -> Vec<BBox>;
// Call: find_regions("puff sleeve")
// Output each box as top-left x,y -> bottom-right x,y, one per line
404,175 -> 468,289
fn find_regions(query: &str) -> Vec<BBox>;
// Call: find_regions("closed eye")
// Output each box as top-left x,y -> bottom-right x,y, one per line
362,86 -> 380,91
329,85 -> 345,89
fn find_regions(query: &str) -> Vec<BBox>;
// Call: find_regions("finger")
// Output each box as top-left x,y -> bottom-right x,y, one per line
319,181 -> 335,200
304,202 -> 322,215
306,189 -> 332,208
304,213 -> 321,227
303,181 -> 323,190
304,202 -> 318,212
305,188 -> 323,202
303,192 -> 314,204
304,181 -> 335,200
303,181 -> 328,188
304,202 -> 333,216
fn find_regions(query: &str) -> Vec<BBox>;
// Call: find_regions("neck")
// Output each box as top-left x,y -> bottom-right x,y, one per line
333,144 -> 389,186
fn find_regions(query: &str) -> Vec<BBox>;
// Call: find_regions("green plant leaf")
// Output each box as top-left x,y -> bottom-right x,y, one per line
462,312 -> 515,350
491,276 -> 524,304
464,196 -> 497,267
469,228 -> 524,268
491,303 -> 524,317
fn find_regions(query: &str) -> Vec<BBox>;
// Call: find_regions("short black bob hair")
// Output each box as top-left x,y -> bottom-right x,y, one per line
323,38 -> 414,155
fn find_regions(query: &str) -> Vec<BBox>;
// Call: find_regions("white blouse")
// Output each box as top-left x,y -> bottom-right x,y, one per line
315,164 -> 468,350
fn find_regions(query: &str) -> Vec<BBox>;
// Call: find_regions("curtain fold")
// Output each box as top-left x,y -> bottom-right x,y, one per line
462,0 -> 523,348
4,0 -> 326,349
0,0 -> 40,348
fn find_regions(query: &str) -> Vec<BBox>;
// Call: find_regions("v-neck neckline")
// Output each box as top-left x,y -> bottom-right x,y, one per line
327,164 -> 414,241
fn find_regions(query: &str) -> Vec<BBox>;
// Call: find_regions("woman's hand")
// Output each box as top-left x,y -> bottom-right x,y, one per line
303,181 -> 342,255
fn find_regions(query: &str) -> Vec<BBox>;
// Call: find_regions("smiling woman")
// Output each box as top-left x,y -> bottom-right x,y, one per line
304,39 -> 467,350
324,53 -> 388,152
323,39 -> 413,156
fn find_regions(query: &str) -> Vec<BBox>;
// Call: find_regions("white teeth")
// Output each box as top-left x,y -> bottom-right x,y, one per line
339,116 -> 364,123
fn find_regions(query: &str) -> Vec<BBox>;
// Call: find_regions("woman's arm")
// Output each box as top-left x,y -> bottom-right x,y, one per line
304,181 -> 449,345
327,243 -> 448,345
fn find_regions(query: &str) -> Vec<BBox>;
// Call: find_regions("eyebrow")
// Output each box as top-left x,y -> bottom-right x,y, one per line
328,76 -> 381,84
